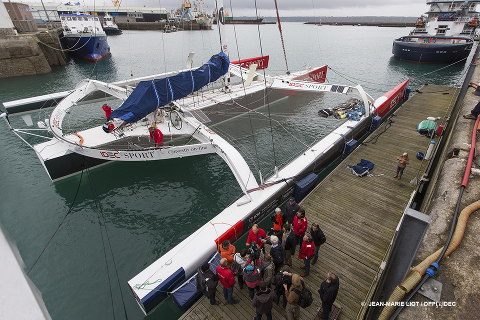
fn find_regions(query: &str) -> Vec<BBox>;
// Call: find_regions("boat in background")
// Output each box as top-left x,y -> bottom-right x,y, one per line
60,13 -> 111,62
102,13 -> 122,35
392,0 -> 478,63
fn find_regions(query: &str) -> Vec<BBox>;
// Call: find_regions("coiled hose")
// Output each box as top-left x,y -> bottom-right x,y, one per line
378,116 -> 480,320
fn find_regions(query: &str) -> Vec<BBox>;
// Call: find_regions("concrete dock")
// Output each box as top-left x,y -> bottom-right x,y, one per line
178,82 -> 462,320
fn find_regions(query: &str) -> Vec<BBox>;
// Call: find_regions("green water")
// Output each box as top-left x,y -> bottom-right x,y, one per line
0,23 -> 467,319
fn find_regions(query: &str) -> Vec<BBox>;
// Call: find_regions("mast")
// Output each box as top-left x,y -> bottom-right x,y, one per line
215,0 -> 230,91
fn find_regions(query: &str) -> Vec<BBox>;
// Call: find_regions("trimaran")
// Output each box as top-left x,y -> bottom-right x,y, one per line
1,0 -> 410,315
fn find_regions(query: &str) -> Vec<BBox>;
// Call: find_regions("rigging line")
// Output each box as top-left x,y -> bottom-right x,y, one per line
85,164 -> 116,320
227,98 -> 311,148
85,163 -> 129,320
27,165 -> 85,276
210,125 -> 262,173
272,0 -> 289,74
230,0 -> 262,183
88,0 -> 100,81
12,130 -> 51,140
125,0 -> 133,76
254,0 -> 278,170
327,67 -> 397,87
419,56 -> 469,78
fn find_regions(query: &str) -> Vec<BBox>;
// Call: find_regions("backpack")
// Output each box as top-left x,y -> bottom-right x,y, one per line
292,280 -> 313,308
230,260 -> 242,276
319,233 -> 326,245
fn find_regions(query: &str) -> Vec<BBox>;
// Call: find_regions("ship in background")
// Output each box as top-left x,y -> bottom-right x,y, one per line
59,13 -> 110,62
392,0 -> 479,63
102,13 -> 122,35
211,6 -> 264,24
170,0 -> 213,29
224,16 -> 263,24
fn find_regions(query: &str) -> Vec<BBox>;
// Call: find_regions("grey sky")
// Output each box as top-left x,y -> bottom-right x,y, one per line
25,0 -> 429,17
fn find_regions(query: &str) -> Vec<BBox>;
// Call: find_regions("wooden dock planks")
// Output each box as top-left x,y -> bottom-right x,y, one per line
179,84 -> 458,320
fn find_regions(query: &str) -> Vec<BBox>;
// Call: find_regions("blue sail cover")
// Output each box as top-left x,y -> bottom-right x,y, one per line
111,52 -> 229,123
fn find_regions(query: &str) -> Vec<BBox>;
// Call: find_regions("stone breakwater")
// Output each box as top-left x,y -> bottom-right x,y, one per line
0,29 -> 66,79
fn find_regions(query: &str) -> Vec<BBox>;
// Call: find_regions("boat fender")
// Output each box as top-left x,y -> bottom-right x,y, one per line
317,109 -> 332,118
435,125 -> 444,136
404,87 -> 411,102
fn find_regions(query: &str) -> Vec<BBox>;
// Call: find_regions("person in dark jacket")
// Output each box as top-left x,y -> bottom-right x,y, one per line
266,235 -> 284,274
318,272 -> 339,320
196,262 -> 220,305
285,197 -> 300,224
252,279 -> 277,320
282,224 -> 296,266
273,265 -> 292,308
310,223 -> 326,265
463,100 -> 480,119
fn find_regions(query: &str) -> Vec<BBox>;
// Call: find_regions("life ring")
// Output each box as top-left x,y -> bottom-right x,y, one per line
74,133 -> 84,145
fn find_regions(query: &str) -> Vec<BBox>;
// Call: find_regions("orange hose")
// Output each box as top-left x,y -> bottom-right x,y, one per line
379,200 -> 480,320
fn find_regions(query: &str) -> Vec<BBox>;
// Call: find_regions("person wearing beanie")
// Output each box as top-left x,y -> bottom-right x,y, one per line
252,279 -> 277,320
196,262 -> 220,305
244,264 -> 262,300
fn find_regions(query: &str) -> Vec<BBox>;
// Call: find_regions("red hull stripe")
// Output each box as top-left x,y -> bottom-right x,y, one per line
214,220 -> 244,247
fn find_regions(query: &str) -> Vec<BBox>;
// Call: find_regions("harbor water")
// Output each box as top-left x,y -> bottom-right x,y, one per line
0,23 -> 468,320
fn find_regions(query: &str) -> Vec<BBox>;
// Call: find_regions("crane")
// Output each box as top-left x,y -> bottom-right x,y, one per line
180,0 -> 192,22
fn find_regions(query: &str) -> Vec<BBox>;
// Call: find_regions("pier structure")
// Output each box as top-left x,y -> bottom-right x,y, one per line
178,83 -> 461,320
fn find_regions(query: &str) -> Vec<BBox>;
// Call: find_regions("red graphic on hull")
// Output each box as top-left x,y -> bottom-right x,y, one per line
230,56 -> 270,70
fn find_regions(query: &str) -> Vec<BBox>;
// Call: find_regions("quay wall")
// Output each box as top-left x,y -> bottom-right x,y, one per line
0,34 -> 51,78
36,29 -> 67,67
0,29 -> 66,78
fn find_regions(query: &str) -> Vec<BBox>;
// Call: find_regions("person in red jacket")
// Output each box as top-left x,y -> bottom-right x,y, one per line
244,265 -> 262,300
298,234 -> 315,277
216,258 -> 238,304
246,224 -> 267,253
293,208 -> 308,249
102,103 -> 112,120
148,125 -> 164,147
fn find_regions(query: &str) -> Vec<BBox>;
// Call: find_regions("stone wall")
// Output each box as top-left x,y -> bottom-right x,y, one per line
0,35 -> 51,78
0,27 -> 15,35
36,29 -> 66,66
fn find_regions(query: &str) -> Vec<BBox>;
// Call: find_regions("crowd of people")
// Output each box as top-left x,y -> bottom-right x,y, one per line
195,197 -> 339,320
